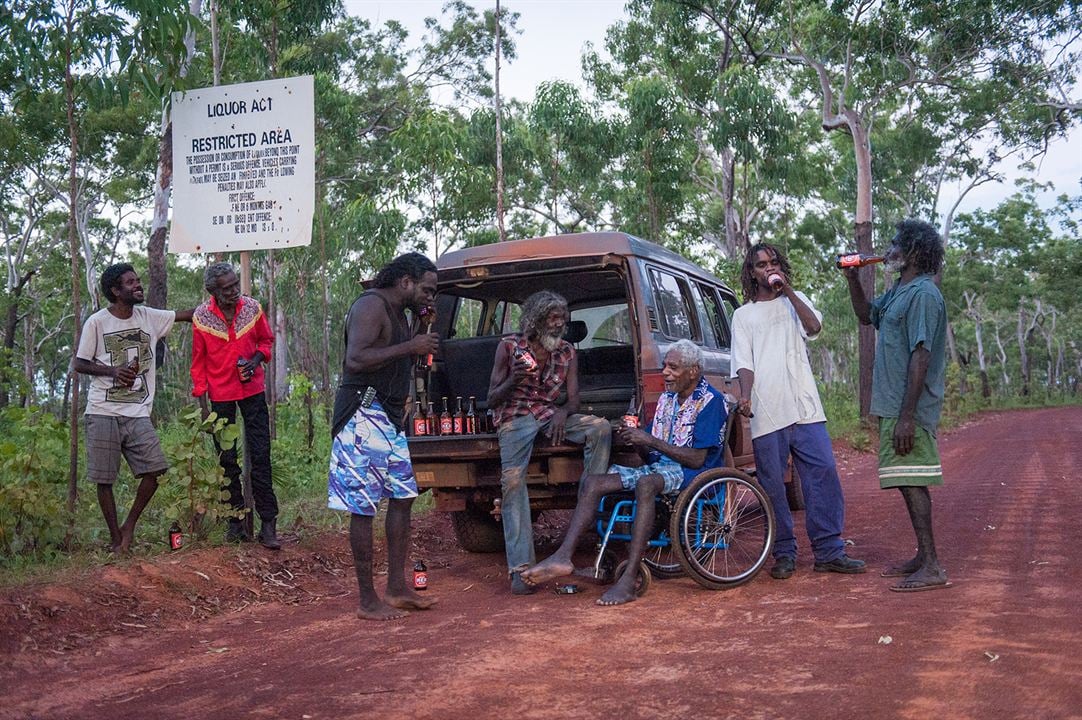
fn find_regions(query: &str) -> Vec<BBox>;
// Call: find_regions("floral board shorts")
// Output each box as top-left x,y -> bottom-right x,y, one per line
328,400 -> 418,516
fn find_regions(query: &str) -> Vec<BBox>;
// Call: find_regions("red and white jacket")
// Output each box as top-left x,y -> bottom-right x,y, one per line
191,295 -> 273,402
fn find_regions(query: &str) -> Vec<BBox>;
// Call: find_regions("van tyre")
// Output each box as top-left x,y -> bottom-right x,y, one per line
450,507 -> 505,553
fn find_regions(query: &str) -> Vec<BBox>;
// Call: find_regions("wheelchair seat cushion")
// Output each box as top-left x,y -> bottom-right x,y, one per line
607,458 -> 685,495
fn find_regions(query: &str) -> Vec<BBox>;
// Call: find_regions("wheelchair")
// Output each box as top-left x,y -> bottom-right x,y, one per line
591,401 -> 776,596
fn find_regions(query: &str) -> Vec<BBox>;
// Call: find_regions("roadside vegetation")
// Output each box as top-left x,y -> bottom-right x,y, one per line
0,1 -> 1079,580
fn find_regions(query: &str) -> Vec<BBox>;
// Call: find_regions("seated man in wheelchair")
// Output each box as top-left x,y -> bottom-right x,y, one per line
522,339 -> 727,606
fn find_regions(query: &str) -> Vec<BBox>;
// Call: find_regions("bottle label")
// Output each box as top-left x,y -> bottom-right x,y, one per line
622,414 -> 639,429
170,532 -> 183,550
413,571 -> 428,589
465,417 -> 476,434
440,417 -> 453,435
453,417 -> 463,434
413,417 -> 428,436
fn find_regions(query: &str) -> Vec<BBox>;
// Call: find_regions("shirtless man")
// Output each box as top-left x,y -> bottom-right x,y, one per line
327,252 -> 440,619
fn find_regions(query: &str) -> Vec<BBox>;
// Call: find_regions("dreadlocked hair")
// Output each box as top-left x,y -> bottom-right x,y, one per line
893,219 -> 943,275
740,243 -> 792,303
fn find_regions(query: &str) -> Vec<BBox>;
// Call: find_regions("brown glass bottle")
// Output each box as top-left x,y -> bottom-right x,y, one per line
425,401 -> 436,436
465,396 -> 477,434
439,397 -> 453,436
452,396 -> 464,435
836,252 -> 885,269
412,400 -> 428,436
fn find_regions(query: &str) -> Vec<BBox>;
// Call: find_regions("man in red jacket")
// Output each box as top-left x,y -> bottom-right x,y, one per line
191,262 -> 280,548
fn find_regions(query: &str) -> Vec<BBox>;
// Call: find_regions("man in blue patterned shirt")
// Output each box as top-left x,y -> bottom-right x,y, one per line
521,340 -> 726,606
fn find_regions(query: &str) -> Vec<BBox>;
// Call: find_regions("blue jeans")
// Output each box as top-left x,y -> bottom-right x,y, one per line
497,413 -> 612,571
752,422 -> 845,563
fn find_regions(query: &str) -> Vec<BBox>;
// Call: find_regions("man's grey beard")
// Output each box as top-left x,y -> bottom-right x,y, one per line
883,258 -> 906,274
539,332 -> 562,352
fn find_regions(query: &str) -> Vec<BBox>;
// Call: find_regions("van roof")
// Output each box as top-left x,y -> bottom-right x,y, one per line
437,232 -> 719,281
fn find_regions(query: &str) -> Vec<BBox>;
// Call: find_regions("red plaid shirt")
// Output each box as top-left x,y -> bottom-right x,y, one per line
492,334 -> 575,428
191,296 -> 273,401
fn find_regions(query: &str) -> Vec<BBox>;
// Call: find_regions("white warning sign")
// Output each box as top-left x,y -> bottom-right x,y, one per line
169,76 -> 314,254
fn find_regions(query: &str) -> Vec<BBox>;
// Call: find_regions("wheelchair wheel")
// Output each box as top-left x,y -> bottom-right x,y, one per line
670,468 -> 775,590
642,542 -> 684,579
614,559 -> 652,597
642,500 -> 684,579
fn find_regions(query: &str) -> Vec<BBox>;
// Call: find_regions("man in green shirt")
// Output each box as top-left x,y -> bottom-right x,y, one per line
845,219 -> 951,592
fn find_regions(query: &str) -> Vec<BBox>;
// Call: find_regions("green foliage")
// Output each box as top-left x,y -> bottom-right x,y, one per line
157,407 -> 237,537
0,406 -> 70,556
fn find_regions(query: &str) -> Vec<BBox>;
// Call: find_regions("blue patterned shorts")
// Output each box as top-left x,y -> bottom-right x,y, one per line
328,401 -> 418,516
609,458 -> 685,495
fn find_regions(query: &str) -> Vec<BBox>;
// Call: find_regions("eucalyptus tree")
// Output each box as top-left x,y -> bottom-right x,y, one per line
658,0 -> 1081,418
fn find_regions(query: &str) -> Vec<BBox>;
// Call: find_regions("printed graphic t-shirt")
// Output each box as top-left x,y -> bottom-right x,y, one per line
76,306 -> 177,417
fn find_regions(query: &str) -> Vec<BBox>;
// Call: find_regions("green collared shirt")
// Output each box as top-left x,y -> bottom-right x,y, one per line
869,274 -> 947,432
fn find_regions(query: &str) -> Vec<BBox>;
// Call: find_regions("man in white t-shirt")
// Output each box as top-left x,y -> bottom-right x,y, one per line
73,263 -> 194,553
731,244 -> 865,580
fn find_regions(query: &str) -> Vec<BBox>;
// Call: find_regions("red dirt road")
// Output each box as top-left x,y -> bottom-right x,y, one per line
2,406 -> 1081,720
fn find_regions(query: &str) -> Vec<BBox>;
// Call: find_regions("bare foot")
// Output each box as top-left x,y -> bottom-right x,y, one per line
597,582 -> 638,607
520,557 -> 574,586
881,556 -> 922,578
117,526 -> 135,555
386,590 -> 438,610
356,601 -> 409,621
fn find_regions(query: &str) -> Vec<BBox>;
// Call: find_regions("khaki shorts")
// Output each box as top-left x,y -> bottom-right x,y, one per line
85,415 -> 169,484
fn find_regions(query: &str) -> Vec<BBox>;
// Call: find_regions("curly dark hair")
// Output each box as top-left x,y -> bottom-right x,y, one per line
374,252 -> 437,288
101,262 -> 135,303
893,219 -> 943,275
520,290 -> 568,339
739,243 -> 792,303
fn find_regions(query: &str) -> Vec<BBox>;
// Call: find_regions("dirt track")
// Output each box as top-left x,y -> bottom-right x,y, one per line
2,406 -> 1082,720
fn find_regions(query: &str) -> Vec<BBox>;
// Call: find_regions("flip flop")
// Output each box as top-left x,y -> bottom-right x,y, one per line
881,567 -> 917,578
889,580 -> 954,593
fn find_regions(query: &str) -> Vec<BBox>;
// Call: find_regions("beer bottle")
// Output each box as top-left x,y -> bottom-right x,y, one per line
836,252 -> 885,269
513,345 -> 538,372
466,396 -> 477,434
413,559 -> 428,591
439,397 -> 453,436
416,306 -> 434,372
486,409 -> 495,435
453,396 -> 465,435
168,522 -> 183,550
622,394 -> 640,429
412,400 -> 428,436
426,401 -> 436,436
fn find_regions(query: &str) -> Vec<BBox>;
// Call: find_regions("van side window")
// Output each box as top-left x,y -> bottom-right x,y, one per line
648,267 -> 699,340
696,282 -> 731,349
452,297 -> 485,339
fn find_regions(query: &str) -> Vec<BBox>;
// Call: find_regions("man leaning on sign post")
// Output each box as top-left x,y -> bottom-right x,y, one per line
191,262 -> 281,549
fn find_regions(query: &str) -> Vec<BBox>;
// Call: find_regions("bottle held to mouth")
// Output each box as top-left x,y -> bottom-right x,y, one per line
767,273 -> 785,291
836,252 -> 885,269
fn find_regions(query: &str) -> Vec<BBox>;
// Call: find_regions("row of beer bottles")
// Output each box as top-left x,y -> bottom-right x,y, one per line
412,395 -> 489,436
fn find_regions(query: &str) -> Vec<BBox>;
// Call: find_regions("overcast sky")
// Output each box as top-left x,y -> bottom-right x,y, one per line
343,0 -> 1080,220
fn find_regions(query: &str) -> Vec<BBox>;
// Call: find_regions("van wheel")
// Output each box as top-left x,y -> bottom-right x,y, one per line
450,507 -> 505,553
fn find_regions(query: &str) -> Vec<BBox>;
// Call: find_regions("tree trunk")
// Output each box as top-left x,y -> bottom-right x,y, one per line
147,112 -> 172,310
64,0 -> 83,528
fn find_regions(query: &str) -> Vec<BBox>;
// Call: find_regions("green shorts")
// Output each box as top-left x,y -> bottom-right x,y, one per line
878,417 -> 943,489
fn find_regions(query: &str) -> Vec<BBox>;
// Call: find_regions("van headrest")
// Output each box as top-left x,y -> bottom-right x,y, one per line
564,320 -> 588,345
